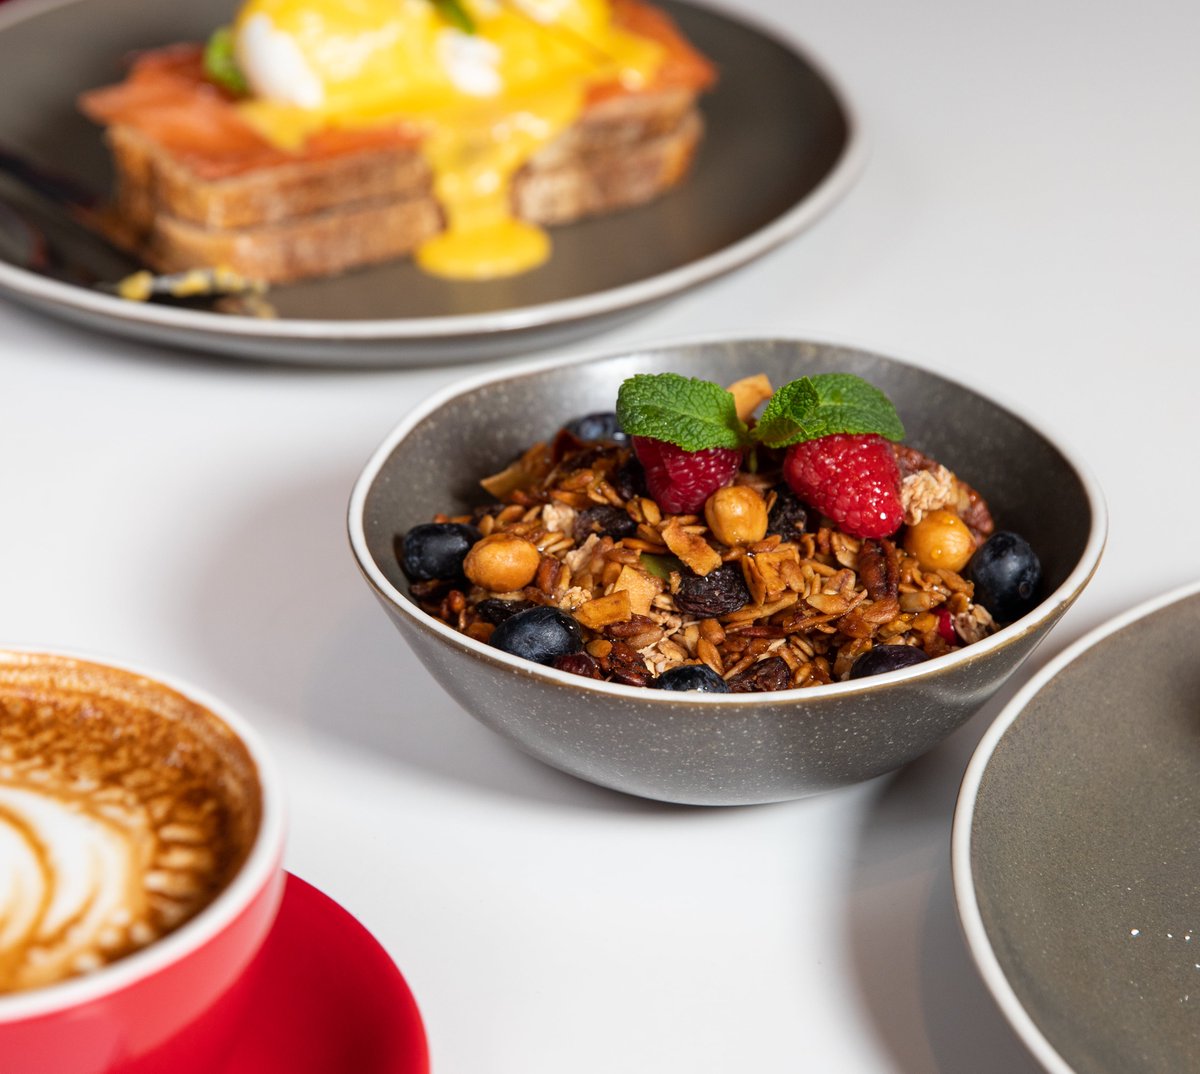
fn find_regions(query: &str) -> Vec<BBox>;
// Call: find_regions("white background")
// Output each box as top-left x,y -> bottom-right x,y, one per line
3,0 -> 1199,1070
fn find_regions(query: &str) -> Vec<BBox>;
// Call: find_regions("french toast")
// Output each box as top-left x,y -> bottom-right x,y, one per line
80,0 -> 716,283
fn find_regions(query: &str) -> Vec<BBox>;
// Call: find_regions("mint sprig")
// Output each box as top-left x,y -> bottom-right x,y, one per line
616,373 -> 750,452
614,371 -> 904,453
753,373 -> 904,448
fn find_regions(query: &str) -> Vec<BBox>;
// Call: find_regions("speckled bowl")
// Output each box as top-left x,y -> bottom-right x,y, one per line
348,337 -> 1106,805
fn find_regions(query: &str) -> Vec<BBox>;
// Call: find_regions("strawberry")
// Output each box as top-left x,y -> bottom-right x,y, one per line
632,436 -> 741,515
783,433 -> 903,539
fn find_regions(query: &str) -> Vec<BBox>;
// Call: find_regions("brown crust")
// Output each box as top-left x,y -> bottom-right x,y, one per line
130,106 -> 703,283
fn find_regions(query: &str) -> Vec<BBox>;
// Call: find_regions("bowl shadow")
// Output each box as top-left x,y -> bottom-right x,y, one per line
844,688 -> 1043,1073
181,458 -> 690,815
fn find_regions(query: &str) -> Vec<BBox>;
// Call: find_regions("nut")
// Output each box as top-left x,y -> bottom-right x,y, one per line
704,486 -> 769,547
463,533 -> 541,592
902,509 -> 975,572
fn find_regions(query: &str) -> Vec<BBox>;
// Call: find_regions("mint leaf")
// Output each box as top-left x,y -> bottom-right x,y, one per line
203,27 -> 248,96
431,0 -> 476,33
753,373 -> 905,448
616,374 -> 749,452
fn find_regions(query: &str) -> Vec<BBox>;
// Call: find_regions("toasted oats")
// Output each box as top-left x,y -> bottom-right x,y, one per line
901,466 -> 957,526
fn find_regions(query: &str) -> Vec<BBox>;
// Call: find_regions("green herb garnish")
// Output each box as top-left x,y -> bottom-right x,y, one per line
203,26 -> 248,96
615,373 -> 750,452
431,0 -> 477,33
753,373 -> 904,448
615,371 -> 904,452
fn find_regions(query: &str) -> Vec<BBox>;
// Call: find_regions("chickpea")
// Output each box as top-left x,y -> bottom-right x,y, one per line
463,533 -> 541,592
903,509 -> 975,572
704,485 -> 769,547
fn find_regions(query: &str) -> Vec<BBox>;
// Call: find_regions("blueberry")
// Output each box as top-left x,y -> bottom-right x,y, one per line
564,411 -> 628,443
968,531 -> 1042,623
655,664 -> 731,693
398,522 -> 480,582
475,598 -> 537,625
491,607 -> 583,665
849,645 -> 930,680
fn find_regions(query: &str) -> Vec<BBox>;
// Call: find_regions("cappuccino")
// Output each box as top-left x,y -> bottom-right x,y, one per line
0,653 -> 261,994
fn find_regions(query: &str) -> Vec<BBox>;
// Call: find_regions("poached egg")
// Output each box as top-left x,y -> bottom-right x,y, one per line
231,0 -> 666,279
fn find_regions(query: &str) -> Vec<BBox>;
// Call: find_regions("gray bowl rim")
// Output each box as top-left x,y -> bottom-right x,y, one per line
0,0 -> 868,345
347,331 -> 1108,707
950,577 -> 1200,1074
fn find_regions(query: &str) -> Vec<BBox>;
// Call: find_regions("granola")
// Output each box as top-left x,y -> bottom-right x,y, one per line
398,377 -> 1022,693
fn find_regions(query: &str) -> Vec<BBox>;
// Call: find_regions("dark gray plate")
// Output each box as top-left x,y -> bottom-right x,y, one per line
954,581 -> 1200,1073
0,0 -> 863,365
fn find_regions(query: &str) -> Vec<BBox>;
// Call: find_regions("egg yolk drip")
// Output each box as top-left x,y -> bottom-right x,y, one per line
231,0 -> 664,279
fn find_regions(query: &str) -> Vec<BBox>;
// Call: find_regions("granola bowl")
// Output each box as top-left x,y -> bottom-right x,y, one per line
348,337 -> 1106,805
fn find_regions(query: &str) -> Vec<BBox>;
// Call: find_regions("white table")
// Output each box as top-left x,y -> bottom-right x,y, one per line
3,0 -> 1199,1069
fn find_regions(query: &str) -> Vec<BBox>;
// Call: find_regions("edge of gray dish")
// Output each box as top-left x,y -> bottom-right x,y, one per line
0,0 -> 868,366
951,578 -> 1200,1074
347,332 -> 1108,754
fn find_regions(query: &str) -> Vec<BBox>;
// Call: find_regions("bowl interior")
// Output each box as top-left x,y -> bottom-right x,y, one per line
360,338 -> 1093,606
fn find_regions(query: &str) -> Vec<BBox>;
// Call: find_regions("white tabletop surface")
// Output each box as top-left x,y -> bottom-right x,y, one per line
3,0 -> 1200,1070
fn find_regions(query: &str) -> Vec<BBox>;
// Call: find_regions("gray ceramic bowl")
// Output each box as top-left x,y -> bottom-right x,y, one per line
348,337 -> 1106,805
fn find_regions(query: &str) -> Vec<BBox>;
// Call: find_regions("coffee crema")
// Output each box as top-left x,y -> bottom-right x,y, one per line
0,653 -> 261,994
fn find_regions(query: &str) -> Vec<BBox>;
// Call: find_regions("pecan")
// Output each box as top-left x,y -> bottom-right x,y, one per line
602,641 -> 651,687
858,539 -> 900,603
605,613 -> 657,639
552,652 -> 604,679
958,482 -> 995,542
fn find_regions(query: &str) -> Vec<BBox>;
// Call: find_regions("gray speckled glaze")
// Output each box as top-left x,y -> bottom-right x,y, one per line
962,585 -> 1200,1073
349,338 -> 1105,804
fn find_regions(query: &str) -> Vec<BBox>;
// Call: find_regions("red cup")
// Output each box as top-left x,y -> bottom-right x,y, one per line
0,650 -> 287,1074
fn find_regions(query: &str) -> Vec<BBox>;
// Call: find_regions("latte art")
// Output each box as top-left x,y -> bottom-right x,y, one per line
0,654 -> 261,994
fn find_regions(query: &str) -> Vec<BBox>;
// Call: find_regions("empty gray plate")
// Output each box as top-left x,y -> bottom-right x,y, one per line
953,580 -> 1200,1073
0,0 -> 863,365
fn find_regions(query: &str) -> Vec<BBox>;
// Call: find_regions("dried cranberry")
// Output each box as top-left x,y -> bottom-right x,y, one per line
574,505 -> 636,541
766,484 -> 809,540
728,657 -> 791,693
674,564 -> 751,617
475,598 -> 538,624
552,652 -> 604,679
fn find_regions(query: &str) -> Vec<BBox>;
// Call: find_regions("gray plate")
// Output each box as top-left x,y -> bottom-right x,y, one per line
953,581 -> 1200,1073
0,0 -> 864,365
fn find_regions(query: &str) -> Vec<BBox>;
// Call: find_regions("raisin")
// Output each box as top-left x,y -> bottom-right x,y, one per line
475,598 -> 538,624
552,652 -> 604,679
612,455 -> 647,502
674,564 -> 751,617
766,484 -> 809,539
574,504 -> 636,541
728,656 -> 792,693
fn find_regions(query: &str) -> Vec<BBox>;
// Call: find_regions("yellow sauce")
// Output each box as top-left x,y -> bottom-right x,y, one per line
230,0 -> 663,280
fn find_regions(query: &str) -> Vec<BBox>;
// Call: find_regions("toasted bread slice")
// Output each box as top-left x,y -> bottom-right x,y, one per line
80,0 -> 716,282
140,107 -> 702,282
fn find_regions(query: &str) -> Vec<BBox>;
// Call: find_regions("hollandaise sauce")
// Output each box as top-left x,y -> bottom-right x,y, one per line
231,0 -> 665,280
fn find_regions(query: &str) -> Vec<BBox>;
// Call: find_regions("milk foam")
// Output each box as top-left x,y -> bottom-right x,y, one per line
0,785 -> 153,992
0,653 -> 261,995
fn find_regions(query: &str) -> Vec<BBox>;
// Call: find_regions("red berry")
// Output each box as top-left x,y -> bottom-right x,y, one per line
632,436 -> 741,515
936,608 -> 958,645
782,434 -> 903,539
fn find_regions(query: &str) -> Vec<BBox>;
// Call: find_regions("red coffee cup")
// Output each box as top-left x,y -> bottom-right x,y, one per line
0,649 -> 287,1074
